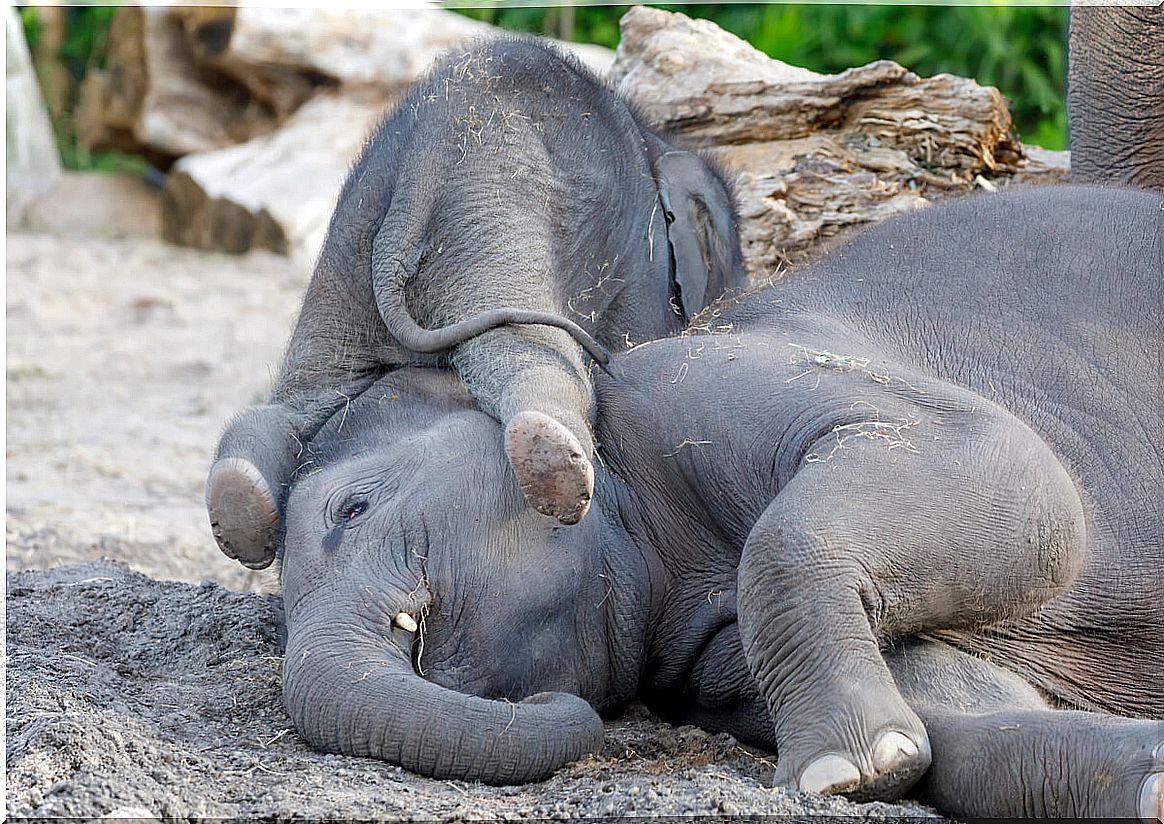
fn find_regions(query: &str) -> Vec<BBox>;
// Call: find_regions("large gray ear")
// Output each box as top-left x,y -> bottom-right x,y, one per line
654,150 -> 742,321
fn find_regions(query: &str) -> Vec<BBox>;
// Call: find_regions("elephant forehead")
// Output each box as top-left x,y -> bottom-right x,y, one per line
312,369 -> 485,450
308,410 -> 506,480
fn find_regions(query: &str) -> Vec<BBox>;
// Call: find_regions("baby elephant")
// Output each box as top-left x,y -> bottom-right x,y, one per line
207,36 -> 744,569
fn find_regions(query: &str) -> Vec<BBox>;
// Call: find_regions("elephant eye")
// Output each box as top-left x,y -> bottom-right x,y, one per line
334,496 -> 368,526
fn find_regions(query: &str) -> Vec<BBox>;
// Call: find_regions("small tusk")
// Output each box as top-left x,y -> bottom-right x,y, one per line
393,612 -> 418,633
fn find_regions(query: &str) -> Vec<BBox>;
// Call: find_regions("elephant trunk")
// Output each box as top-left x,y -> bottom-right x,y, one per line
282,619 -> 604,784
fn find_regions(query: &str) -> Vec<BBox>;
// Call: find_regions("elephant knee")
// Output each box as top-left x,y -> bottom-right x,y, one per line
1008,439 -> 1088,598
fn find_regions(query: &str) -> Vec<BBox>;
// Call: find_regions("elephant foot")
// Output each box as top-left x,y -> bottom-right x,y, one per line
504,411 -> 593,525
206,457 -> 280,570
779,726 -> 931,801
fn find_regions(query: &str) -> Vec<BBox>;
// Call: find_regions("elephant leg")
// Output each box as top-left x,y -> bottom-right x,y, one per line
207,269 -> 398,569
452,326 -> 596,525
885,638 -> 1164,819
736,413 -> 1087,799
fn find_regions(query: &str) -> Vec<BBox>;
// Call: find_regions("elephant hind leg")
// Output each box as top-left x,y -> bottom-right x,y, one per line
886,638 -> 1164,819
206,456 -> 280,570
207,404 -> 306,569
504,410 -> 593,525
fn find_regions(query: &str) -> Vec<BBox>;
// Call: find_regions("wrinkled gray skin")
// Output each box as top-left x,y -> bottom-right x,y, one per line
1069,4 -> 1163,190
278,186 -> 1163,818
207,36 -> 744,570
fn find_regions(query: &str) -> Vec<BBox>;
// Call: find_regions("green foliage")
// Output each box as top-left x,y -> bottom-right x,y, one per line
18,5 -> 135,172
453,3 -> 1068,149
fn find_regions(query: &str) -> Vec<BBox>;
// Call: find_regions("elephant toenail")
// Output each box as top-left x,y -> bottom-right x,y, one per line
872,731 -> 919,773
1140,772 -> 1163,822
1154,741 -> 1164,766
798,754 -> 861,795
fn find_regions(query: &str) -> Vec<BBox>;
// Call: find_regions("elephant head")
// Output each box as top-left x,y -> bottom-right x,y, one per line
278,368 -> 653,783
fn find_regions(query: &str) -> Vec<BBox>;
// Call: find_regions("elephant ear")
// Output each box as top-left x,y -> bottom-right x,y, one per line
654,150 -> 742,322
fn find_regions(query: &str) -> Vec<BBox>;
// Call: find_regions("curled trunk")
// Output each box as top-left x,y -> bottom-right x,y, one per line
282,621 -> 604,784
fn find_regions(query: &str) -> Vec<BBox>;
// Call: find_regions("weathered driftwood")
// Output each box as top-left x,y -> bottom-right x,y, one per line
154,6 -> 1061,268
75,7 -> 278,167
161,92 -> 388,264
611,7 -> 1067,278
6,8 -> 61,227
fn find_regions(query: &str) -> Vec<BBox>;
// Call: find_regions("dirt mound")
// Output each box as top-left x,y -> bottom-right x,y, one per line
7,559 -> 943,820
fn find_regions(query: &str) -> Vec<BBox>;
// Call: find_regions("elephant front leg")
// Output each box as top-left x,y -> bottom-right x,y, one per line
737,414 -> 1087,799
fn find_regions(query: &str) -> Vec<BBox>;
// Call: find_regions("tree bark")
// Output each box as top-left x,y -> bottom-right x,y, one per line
611,6 -> 1067,278
75,7 -> 278,167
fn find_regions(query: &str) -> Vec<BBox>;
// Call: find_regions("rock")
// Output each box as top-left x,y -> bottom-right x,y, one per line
6,8 -> 62,227
611,6 -> 1063,278
24,172 -> 162,239
160,91 -> 387,263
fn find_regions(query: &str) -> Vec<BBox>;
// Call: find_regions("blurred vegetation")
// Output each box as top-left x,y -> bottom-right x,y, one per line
459,3 -> 1068,150
18,6 -> 146,173
19,3 -> 1068,175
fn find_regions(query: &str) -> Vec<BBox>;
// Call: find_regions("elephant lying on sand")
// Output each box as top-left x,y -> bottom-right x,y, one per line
276,185 -> 1163,819
206,36 -> 743,570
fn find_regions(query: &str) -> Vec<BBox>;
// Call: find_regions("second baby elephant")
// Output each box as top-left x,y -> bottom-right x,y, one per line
207,36 -> 745,569
273,185 -> 1163,817
274,186 -> 1162,817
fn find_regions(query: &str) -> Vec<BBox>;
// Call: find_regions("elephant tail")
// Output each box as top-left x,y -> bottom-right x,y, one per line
370,211 -> 611,367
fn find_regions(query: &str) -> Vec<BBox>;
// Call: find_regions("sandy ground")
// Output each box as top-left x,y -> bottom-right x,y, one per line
5,196 -> 942,819
6,229 -> 303,593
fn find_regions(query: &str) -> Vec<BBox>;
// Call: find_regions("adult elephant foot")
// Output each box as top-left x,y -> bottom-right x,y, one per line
504,410 -> 594,525
760,647 -> 932,799
206,457 -> 280,569
783,728 -> 931,799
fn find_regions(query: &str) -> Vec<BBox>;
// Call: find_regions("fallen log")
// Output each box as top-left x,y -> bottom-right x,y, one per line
75,7 -> 279,167
610,6 -> 1067,279
161,91 -> 388,263
156,7 -> 1062,269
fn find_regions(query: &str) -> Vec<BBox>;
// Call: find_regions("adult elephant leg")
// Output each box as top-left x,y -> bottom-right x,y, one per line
452,325 -> 596,525
885,638 -> 1164,819
207,268 -> 396,569
736,412 -> 1087,799
1068,4 -> 1164,189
